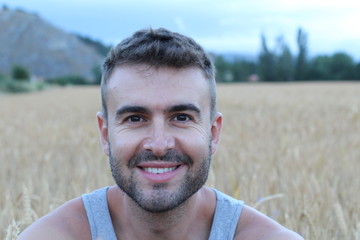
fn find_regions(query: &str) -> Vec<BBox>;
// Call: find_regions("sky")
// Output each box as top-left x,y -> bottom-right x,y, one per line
3,0 -> 360,60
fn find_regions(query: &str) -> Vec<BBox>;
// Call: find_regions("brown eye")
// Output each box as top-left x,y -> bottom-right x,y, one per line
174,114 -> 190,122
127,115 -> 144,122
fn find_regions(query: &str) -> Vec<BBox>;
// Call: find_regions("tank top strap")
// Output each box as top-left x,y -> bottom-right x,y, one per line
82,187 -> 117,240
208,188 -> 244,240
82,187 -> 243,239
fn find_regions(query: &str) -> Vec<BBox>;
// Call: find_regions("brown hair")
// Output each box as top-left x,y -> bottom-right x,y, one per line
101,28 -> 216,120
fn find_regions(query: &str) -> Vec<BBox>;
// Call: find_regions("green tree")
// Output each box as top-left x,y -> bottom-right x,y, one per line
11,65 -> 30,81
307,53 -> 355,80
275,36 -> 293,81
295,28 -> 308,80
329,52 -> 354,80
92,65 -> 102,84
307,55 -> 332,80
231,59 -> 257,82
355,62 -> 360,80
259,34 -> 276,81
76,34 -> 112,56
214,55 -> 234,82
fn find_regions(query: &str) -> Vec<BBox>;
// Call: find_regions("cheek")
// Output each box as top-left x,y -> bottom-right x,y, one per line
108,129 -> 144,161
177,131 -> 211,161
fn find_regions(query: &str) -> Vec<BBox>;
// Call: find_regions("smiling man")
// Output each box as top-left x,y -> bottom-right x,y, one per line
19,28 -> 303,240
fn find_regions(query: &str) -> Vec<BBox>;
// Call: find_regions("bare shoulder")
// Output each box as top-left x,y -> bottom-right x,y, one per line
18,197 -> 90,240
234,205 -> 303,240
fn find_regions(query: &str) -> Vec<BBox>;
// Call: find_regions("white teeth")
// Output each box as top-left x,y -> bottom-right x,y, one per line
143,167 -> 177,174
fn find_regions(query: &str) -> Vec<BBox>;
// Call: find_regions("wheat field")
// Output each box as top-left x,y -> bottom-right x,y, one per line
1,82 -> 359,239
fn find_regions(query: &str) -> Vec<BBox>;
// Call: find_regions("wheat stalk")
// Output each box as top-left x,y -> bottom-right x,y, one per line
4,220 -> 20,240
1,84 -> 360,239
22,185 -> 34,226
253,193 -> 285,209
300,211 -> 317,240
353,221 -> 360,240
334,203 -> 348,237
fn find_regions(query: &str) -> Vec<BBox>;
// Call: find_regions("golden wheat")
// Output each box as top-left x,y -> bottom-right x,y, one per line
252,193 -> 285,209
4,220 -> 20,240
334,203 -> 348,237
21,185 -> 34,226
354,221 -> 360,240
1,82 -> 360,239
300,210 -> 318,240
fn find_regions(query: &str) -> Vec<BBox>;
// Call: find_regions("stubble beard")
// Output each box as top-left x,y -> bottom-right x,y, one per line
109,147 -> 211,213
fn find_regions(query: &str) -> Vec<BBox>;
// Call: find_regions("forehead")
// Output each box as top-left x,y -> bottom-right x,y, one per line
105,65 -> 211,113
107,65 -> 208,89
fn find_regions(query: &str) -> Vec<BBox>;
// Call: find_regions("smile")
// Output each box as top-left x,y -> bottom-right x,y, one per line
142,167 -> 177,174
137,164 -> 184,184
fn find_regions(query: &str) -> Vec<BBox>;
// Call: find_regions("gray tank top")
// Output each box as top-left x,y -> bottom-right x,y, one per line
82,187 -> 244,240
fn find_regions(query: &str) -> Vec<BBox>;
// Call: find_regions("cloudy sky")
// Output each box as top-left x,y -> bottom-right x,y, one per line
3,0 -> 360,60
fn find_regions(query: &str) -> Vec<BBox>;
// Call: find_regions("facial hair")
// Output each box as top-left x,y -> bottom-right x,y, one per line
109,147 -> 211,213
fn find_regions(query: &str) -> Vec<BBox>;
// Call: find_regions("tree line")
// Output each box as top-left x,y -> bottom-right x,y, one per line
2,28 -> 360,93
215,28 -> 360,82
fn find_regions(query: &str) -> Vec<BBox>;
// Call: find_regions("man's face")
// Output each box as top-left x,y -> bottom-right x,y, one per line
98,65 -> 222,213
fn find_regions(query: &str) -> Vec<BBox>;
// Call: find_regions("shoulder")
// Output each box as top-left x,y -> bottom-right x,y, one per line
18,197 -> 91,240
234,205 -> 304,240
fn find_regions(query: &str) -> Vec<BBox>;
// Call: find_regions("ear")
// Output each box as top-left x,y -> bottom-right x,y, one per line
97,112 -> 110,156
210,112 -> 223,155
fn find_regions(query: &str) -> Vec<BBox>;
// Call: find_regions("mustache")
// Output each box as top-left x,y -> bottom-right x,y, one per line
127,150 -> 193,168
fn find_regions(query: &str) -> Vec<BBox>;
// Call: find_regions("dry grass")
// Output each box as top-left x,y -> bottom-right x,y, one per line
1,82 -> 359,239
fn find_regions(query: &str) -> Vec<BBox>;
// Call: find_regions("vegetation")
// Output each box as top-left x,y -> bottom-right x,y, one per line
46,75 -> 88,86
1,28 -> 360,94
75,34 -> 112,57
0,67 -> 44,93
1,84 -> 359,239
214,28 -> 360,82
294,28 -> 308,80
0,80 -> 35,93
92,65 -> 102,84
11,65 -> 30,81
0,64 -> 101,93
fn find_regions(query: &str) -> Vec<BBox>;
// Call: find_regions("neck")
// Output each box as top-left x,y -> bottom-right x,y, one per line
110,187 -> 214,240
132,197 -> 188,235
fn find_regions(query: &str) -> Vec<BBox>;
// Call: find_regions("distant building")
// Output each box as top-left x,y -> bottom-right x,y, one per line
247,74 -> 260,82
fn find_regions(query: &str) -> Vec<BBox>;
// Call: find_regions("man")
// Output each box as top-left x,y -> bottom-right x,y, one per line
19,28 -> 303,240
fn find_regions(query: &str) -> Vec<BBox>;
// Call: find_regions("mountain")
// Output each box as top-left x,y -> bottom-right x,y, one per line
0,7 -> 104,80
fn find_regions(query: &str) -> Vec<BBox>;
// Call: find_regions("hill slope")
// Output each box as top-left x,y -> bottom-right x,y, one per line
0,8 -> 104,80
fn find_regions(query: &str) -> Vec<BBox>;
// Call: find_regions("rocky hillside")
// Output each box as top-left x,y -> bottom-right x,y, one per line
0,8 -> 104,80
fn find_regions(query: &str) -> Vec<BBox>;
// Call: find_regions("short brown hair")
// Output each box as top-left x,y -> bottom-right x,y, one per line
101,28 -> 216,120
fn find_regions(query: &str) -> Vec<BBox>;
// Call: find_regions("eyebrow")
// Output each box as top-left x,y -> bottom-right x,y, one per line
115,106 -> 150,121
166,104 -> 201,115
115,104 -> 201,120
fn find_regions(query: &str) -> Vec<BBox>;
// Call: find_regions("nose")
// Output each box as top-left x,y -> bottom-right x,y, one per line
143,121 -> 175,157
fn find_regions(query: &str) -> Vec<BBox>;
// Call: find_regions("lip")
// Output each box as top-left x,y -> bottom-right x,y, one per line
136,162 -> 185,184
